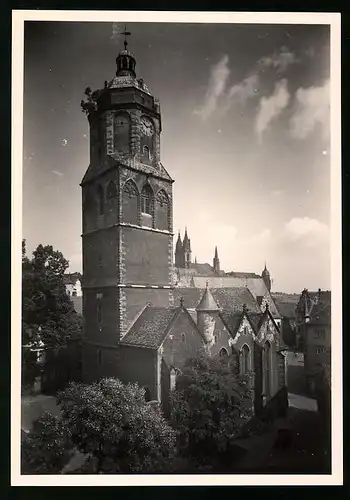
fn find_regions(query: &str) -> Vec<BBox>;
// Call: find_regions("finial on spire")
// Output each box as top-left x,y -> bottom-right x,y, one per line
121,24 -> 131,50
180,296 -> 184,307
243,303 -> 247,313
265,302 -> 269,312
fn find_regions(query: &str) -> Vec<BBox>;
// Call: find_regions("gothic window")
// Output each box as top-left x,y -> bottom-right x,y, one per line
219,347 -> 229,357
114,113 -> 130,154
143,145 -> 150,159
97,184 -> 104,215
155,189 -> 170,230
122,179 -> 139,225
123,179 -> 138,198
262,341 -> 272,398
141,184 -> 153,215
181,333 -> 186,343
170,368 -> 177,391
240,344 -> 250,374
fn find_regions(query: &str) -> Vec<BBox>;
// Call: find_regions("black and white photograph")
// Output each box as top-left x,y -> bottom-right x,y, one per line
12,10 -> 342,485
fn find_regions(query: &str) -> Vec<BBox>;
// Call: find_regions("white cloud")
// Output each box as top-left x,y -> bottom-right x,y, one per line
227,73 -> 259,104
194,55 -> 230,120
258,46 -> 299,72
52,170 -> 64,177
284,217 -> 329,247
195,47 -> 298,121
289,79 -> 330,140
255,79 -> 290,143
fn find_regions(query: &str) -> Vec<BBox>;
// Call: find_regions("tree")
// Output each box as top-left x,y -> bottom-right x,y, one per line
56,378 -> 177,473
22,241 -> 82,390
170,353 -> 253,468
21,412 -> 74,474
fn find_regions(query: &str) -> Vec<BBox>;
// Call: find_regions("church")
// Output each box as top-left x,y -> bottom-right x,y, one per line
80,33 -> 287,415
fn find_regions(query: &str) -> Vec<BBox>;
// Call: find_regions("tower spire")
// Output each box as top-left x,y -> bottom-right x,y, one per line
213,245 -> 220,274
121,25 -> 131,51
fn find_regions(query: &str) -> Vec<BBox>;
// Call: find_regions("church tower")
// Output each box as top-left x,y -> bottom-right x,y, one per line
183,228 -> 192,268
80,30 -> 174,382
213,245 -> 220,274
174,231 -> 183,268
262,263 -> 272,292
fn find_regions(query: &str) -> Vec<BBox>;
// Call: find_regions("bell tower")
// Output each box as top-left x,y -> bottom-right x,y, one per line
80,28 -> 174,382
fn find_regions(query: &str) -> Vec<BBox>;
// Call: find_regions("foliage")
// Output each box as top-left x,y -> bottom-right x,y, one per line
170,353 -> 253,466
57,378 -> 177,473
80,86 -> 100,115
22,240 -> 82,389
21,412 -> 74,474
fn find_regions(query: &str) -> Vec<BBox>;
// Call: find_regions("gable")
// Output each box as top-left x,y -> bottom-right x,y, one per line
228,315 -> 256,348
256,314 -> 280,347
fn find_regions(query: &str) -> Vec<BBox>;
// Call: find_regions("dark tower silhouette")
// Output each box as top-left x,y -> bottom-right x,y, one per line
213,245 -> 220,274
175,231 -> 184,268
183,227 -> 192,268
81,28 -> 174,383
262,262 -> 272,292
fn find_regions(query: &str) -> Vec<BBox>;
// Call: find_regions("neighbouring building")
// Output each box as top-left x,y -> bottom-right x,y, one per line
272,293 -> 299,348
296,288 -> 331,394
63,272 -> 82,297
79,34 -> 287,415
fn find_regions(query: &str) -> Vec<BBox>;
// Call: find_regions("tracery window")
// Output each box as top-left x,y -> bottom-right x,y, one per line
219,347 -> 229,357
241,344 -> 250,374
262,341 -> 272,398
141,184 -> 153,215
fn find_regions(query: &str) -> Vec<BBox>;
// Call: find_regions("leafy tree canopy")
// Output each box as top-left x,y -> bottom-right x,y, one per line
170,353 -> 253,465
56,378 -> 177,473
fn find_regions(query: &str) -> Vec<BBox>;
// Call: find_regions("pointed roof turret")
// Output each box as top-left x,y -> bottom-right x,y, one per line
175,231 -> 182,252
183,227 -> 191,251
196,282 -> 220,312
262,261 -> 270,277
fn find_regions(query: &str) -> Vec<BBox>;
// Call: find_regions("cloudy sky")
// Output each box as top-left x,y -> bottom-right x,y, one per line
22,20 -> 331,293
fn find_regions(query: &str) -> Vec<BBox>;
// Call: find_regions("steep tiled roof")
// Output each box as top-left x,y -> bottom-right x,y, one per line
225,272 -> 261,279
191,276 -> 280,318
173,287 -> 260,313
196,285 -> 219,311
120,306 -> 179,349
220,310 -> 244,336
274,300 -> 297,319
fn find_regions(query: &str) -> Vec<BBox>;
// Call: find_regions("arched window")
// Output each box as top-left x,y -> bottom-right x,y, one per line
240,344 -> 250,374
156,189 -> 169,207
114,113 -> 130,154
144,387 -> 151,402
219,347 -> 229,357
97,184 -> 104,215
143,145 -> 150,159
122,179 -> 139,225
141,184 -> 153,215
262,341 -> 272,398
155,189 -> 170,231
170,368 -> 177,391
181,333 -> 186,343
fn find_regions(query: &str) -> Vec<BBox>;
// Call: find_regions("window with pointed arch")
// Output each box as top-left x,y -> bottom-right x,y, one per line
219,347 -> 229,357
143,145 -> 150,159
122,179 -> 139,224
155,189 -> 170,230
240,344 -> 250,375
141,184 -> 153,216
114,112 -> 130,154
96,184 -> 104,216
262,341 -> 272,398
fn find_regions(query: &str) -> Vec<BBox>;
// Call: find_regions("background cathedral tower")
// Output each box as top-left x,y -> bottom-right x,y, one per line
262,262 -> 272,292
80,30 -> 174,382
213,246 -> 220,274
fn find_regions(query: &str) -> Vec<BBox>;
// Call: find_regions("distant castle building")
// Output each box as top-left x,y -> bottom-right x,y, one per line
78,31 -> 286,413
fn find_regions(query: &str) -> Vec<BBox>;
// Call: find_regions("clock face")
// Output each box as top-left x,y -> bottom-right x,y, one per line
140,117 -> 155,136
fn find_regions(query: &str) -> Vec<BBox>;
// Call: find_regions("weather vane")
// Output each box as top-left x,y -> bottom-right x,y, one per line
121,24 -> 131,50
